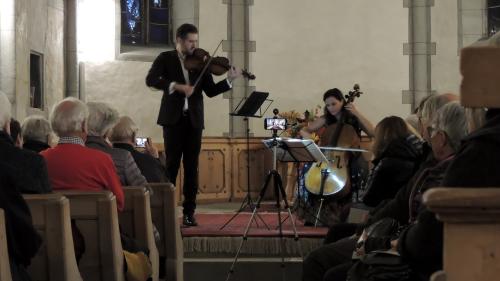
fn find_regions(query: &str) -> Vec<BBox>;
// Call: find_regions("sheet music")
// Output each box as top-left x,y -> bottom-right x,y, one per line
262,138 -> 328,163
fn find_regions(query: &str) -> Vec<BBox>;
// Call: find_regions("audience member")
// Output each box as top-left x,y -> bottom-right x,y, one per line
390,102 -> 469,281
110,116 -> 167,183
85,102 -> 148,187
21,115 -> 53,153
40,97 -> 124,210
0,162 -> 42,281
0,93 -> 51,194
9,118 -> 23,148
0,92 -> 42,281
360,116 -> 423,207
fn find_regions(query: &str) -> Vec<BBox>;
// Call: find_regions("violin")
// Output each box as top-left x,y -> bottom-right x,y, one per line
304,84 -> 363,197
184,48 -> 256,80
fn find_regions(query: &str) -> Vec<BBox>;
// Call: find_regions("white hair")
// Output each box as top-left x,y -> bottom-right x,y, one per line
110,116 -> 138,142
432,101 -> 468,152
0,91 -> 12,130
50,97 -> 89,137
21,115 -> 52,143
420,94 -> 456,122
86,102 -> 120,136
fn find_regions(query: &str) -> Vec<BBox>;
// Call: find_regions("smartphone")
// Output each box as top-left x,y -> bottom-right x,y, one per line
264,118 -> 287,130
135,137 -> 148,148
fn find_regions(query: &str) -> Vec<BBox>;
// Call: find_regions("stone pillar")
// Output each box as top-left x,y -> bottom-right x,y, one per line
223,0 -> 255,137
0,0 -> 16,104
65,0 -> 79,98
403,0 -> 436,111
458,0 -> 488,49
172,0 -> 199,35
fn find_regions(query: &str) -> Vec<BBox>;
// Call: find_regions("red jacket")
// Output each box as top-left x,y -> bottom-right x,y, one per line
41,143 -> 124,210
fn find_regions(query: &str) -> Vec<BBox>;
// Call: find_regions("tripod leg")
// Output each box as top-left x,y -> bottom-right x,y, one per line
225,172 -> 273,281
219,193 -> 253,230
273,172 -> 287,281
276,171 -> 304,259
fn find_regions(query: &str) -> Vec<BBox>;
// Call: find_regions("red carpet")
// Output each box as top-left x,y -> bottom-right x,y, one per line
181,212 -> 328,238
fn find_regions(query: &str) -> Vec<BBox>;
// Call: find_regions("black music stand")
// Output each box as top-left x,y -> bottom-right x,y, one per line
220,91 -> 272,230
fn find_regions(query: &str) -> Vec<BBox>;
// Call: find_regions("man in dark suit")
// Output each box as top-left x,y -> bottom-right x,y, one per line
145,23 -> 241,226
0,92 -> 52,195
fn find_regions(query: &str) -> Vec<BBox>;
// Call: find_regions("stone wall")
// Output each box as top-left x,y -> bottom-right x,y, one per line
13,0 -> 65,120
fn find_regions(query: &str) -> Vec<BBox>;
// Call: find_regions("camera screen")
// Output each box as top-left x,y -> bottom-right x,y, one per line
135,137 -> 147,148
264,118 -> 287,130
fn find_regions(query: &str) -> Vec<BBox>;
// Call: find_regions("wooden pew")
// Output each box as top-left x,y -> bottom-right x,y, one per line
56,191 -> 125,281
120,186 -> 159,281
0,209 -> 12,281
148,183 -> 183,281
424,187 -> 500,281
22,194 -> 83,281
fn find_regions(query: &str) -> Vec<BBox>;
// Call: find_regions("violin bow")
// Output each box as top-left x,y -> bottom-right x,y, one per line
191,40 -> 224,91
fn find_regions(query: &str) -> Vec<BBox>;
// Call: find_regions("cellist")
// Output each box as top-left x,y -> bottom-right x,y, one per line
299,88 -> 374,225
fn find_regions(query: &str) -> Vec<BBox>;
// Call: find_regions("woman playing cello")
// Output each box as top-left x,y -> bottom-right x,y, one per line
298,87 -> 374,226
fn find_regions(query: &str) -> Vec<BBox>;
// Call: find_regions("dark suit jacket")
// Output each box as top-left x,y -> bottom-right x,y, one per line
145,50 -> 231,128
113,143 -> 167,183
0,162 -> 42,276
0,131 -> 51,194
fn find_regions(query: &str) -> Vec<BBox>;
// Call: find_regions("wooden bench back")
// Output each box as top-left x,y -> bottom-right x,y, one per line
56,191 -> 125,281
120,186 -> 159,281
23,194 -> 83,281
0,209 -> 12,281
148,183 -> 183,281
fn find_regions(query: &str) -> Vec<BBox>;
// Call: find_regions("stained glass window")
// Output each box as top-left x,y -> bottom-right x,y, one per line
120,0 -> 170,46
488,0 -> 500,37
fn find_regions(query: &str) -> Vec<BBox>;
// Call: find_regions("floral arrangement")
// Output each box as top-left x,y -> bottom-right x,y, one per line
278,105 -> 323,142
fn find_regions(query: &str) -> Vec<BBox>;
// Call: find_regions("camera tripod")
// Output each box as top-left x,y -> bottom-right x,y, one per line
225,113 -> 303,281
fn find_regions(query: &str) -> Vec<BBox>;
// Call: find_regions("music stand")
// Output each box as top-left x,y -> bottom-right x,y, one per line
220,91 -> 272,230
263,138 -> 330,226
225,138 -> 325,281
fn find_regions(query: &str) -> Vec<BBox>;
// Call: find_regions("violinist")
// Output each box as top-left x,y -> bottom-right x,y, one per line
299,88 -> 375,225
145,23 -> 242,227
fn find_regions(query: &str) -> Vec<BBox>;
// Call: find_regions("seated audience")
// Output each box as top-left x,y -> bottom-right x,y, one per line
0,163 -> 42,281
397,107 -> 500,281
0,93 -> 51,194
21,115 -> 53,153
302,93 -> 458,281
110,116 -> 167,183
360,116 -> 423,207
9,118 -> 23,148
40,97 -> 124,210
0,92 -> 42,281
85,102 -> 147,187
332,102 -> 466,281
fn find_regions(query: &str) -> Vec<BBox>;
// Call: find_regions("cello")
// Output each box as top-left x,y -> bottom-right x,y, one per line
304,84 -> 363,197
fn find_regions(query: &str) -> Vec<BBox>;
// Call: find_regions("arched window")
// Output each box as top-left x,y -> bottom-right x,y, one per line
120,0 -> 171,46
488,0 -> 500,36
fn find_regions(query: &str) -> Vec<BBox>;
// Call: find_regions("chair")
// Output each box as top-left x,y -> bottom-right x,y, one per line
148,183 -> 183,281
56,191 -> 125,281
0,209 -> 12,281
120,186 -> 159,281
23,194 -> 83,281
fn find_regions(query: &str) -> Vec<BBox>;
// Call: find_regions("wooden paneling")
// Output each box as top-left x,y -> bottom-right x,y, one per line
154,136 -> 373,203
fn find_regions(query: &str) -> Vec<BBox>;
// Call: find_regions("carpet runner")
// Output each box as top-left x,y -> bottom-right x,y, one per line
181,212 -> 328,257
